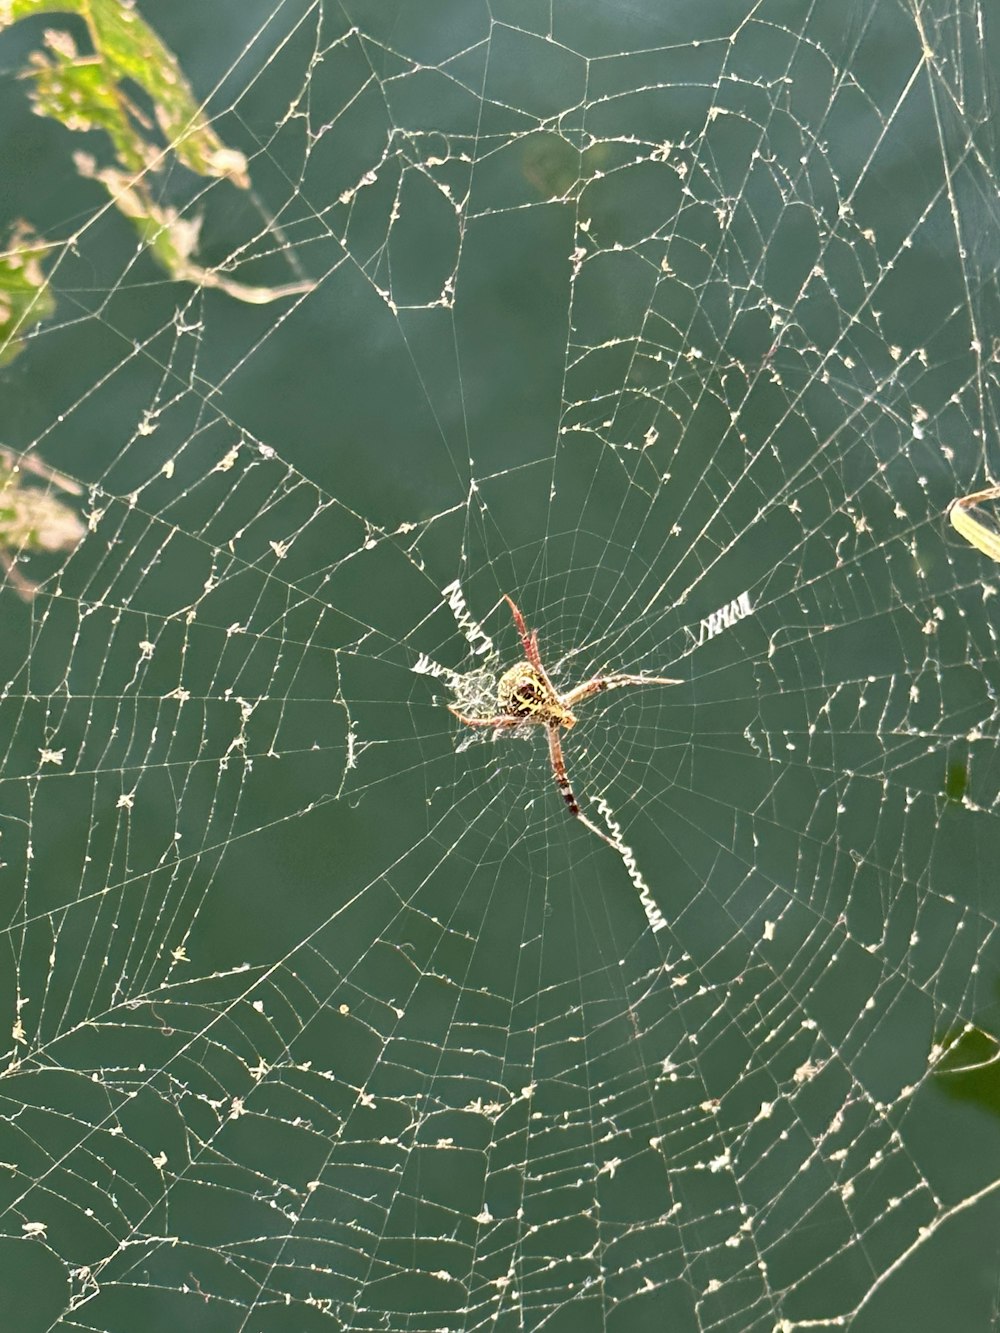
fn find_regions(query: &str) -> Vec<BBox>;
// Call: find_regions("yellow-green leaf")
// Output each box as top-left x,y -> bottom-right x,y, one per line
0,222 -> 56,366
3,0 -> 248,185
948,487 -> 1000,564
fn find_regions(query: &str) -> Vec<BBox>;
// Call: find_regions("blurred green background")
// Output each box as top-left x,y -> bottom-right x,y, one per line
2,1 -> 1000,1329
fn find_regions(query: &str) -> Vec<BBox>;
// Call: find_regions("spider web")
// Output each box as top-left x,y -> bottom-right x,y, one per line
2,0 -> 1000,1329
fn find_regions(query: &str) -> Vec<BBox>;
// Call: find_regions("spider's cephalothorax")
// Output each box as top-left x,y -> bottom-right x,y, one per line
449,595 -> 682,849
498,664 -> 576,728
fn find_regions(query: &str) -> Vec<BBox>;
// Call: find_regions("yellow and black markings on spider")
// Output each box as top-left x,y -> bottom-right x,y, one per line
448,595 -> 682,855
948,484 -> 1000,563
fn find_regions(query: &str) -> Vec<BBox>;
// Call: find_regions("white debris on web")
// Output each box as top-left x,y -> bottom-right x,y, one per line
1,2 -> 998,1331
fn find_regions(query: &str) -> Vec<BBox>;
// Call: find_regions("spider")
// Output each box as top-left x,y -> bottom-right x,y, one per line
449,595 -> 682,847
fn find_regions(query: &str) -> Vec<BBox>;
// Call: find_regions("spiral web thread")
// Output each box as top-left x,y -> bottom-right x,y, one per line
1,2 -> 1000,1330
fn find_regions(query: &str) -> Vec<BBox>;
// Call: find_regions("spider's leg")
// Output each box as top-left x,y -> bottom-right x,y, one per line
546,721 -> 579,816
546,722 -> 621,851
503,595 -> 543,668
562,673 -> 683,708
448,706 -> 522,728
503,595 -> 565,700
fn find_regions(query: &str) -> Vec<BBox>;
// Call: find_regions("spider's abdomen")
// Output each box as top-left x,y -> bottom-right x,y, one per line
497,664 -> 576,728
498,665 -> 547,717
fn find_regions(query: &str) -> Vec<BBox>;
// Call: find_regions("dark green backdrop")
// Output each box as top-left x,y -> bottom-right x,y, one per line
1,1 -> 999,1330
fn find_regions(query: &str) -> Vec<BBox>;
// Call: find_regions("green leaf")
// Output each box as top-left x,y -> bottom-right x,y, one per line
0,222 -> 56,366
28,29 -> 155,174
0,1 -> 313,304
86,0 -> 249,185
74,156 -> 313,304
2,0 -> 248,185
0,445 -> 85,600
